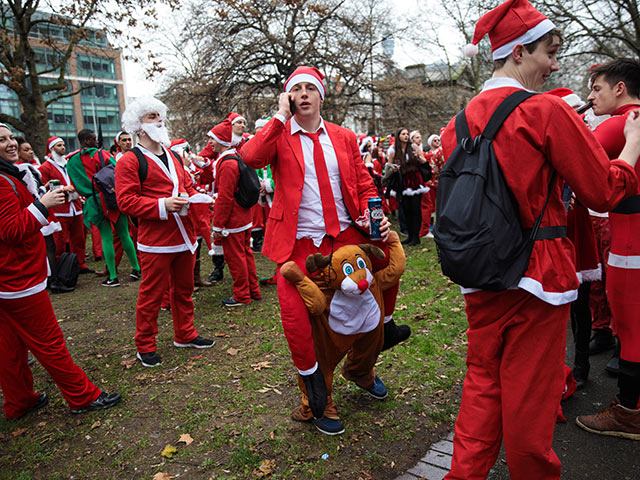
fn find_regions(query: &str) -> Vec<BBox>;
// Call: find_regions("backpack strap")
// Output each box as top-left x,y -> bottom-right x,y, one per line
97,150 -> 106,169
0,173 -> 18,196
482,90 -> 537,140
131,147 -> 148,183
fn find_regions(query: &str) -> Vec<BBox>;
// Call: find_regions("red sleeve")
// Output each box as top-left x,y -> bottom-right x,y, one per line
212,158 -> 239,229
592,114 -> 627,160
0,180 -> 46,243
240,117 -> 284,169
114,152 -> 163,220
198,162 -> 213,186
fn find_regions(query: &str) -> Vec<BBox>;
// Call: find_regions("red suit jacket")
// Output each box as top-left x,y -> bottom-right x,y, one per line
38,159 -> 83,217
212,150 -> 252,233
0,173 -> 50,298
441,85 -> 638,305
115,146 -> 198,254
240,117 -> 378,263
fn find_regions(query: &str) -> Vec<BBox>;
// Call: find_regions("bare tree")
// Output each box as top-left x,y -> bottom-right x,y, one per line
0,0 -> 173,158
160,0 -> 396,138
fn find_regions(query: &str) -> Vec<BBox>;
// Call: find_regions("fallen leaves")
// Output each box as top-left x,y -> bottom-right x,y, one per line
178,433 -> 194,445
120,358 -> 137,369
215,332 -> 230,337
95,328 -> 106,334
11,428 -> 27,438
253,459 -> 275,477
161,444 -> 178,458
153,473 -> 174,480
257,384 -> 282,395
226,347 -> 239,356
251,361 -> 272,371
90,420 -> 101,430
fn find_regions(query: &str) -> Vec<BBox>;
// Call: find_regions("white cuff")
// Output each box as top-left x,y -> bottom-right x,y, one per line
274,113 -> 287,124
28,203 -> 49,226
297,362 -> 318,376
265,181 -> 274,194
159,198 -> 168,220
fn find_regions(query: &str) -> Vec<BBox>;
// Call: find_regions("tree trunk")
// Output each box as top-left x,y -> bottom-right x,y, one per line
20,95 -> 51,162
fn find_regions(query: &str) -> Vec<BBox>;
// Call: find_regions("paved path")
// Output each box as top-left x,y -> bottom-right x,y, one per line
397,325 -> 640,479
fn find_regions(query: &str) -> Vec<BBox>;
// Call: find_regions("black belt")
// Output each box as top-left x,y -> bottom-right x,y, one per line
523,226 -> 567,240
611,195 -> 640,214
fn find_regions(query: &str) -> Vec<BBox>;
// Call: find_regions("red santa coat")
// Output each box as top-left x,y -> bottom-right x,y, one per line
441,84 -> 638,306
0,174 -> 50,298
38,159 -> 83,217
212,149 -> 252,233
115,145 -> 198,254
241,118 -> 378,264
592,103 -> 640,362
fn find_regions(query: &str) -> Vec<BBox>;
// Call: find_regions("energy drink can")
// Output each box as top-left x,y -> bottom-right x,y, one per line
49,179 -> 61,191
368,197 -> 383,240
178,192 -> 189,216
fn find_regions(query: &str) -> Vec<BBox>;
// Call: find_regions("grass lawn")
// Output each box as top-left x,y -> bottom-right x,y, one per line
0,236 -> 468,480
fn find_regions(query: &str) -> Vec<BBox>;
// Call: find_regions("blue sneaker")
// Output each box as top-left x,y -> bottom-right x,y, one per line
312,416 -> 345,436
365,375 -> 388,400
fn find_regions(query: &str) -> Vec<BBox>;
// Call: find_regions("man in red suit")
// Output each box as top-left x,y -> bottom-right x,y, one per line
38,137 -> 93,274
442,1 -> 640,478
576,58 -> 640,438
115,97 -> 214,368
209,115 -> 261,306
241,66 -> 403,435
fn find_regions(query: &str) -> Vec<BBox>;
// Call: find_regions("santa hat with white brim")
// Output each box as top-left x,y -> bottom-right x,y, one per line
463,0 -> 556,60
284,66 -> 326,100
46,136 -> 64,156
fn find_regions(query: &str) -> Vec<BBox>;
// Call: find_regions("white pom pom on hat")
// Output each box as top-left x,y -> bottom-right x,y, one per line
463,43 -> 479,58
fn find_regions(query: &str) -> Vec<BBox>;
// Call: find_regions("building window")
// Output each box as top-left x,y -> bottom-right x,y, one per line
76,54 -> 116,79
81,104 -> 121,136
80,82 -> 119,105
32,47 -> 69,74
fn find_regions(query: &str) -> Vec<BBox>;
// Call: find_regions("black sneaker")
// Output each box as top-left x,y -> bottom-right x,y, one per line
222,296 -> 248,307
312,416 -> 345,436
16,393 -> 49,419
70,392 -> 122,414
130,269 -> 142,280
137,351 -> 162,367
173,336 -> 215,349
79,267 -> 95,274
101,277 -> 120,287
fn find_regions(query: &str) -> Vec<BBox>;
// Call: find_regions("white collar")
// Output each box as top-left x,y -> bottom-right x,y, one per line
290,116 -> 328,136
482,77 -> 534,93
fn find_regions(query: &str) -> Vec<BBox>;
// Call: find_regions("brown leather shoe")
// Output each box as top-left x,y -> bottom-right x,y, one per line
576,402 -> 640,440
194,276 -> 212,287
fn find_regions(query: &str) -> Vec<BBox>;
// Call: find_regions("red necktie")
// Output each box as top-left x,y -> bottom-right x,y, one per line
301,131 -> 340,237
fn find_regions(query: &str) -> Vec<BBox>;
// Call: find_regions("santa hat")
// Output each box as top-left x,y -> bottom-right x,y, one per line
359,136 -> 374,153
409,130 -> 420,141
228,112 -> 246,126
545,88 -> 584,109
46,136 -> 64,156
208,113 -> 243,146
284,66 -> 326,100
170,138 -> 189,151
427,134 -> 440,148
463,0 -> 555,60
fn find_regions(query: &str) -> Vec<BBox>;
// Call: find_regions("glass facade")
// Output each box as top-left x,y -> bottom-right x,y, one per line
81,104 -> 121,143
76,54 -> 116,79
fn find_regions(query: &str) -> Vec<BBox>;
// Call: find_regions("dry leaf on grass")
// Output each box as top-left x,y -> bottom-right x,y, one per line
90,420 -> 101,430
215,332 -> 230,337
226,347 -> 239,356
190,354 -> 203,360
120,358 -> 137,369
253,459 -> 276,477
396,304 -> 407,310
11,428 -> 27,438
251,361 -> 272,371
95,329 -> 106,334
161,444 -> 178,458
153,473 -> 174,480
178,433 -> 194,445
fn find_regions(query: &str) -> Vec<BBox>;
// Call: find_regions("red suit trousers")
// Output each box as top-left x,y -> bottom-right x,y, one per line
221,230 -> 261,303
446,289 -> 568,480
276,226 -> 397,371
0,290 -> 101,418
135,250 -> 199,353
589,217 -> 613,332
54,214 -> 88,269
419,188 -> 436,236
608,265 -> 640,362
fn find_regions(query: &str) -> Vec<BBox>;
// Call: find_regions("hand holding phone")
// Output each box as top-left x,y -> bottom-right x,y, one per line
289,97 -> 296,115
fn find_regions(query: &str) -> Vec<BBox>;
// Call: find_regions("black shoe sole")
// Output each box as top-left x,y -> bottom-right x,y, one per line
136,352 -> 162,367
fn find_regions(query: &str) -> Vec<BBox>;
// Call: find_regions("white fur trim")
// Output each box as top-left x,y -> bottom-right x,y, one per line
492,19 -> 556,60
402,185 -> 430,196
255,118 -> 268,129
297,362 -> 318,376
561,94 -> 583,109
48,137 -> 63,151
231,116 -> 246,125
210,133 -> 232,147
137,242 -> 191,253
41,220 -> 61,236
576,265 -> 601,284
383,315 -> 393,323
27,203 -> 49,226
0,278 -> 47,299
608,253 -> 640,269
461,276 -> 579,306
284,73 -> 325,99
158,198 -> 168,220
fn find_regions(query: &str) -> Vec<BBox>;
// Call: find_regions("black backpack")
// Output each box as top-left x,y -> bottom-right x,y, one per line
217,154 -> 260,209
130,146 -> 184,183
56,252 -> 79,288
92,150 -> 118,210
433,91 -> 565,291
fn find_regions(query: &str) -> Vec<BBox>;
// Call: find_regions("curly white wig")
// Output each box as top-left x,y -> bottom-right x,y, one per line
121,96 -> 168,134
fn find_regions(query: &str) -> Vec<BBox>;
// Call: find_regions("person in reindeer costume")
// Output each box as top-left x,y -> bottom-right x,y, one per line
280,231 -> 405,434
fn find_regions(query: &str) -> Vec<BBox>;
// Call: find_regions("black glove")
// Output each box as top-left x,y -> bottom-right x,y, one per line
301,368 -> 327,419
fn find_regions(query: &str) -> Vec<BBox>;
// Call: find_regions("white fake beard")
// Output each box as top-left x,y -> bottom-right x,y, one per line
51,151 -> 67,168
140,121 -> 171,147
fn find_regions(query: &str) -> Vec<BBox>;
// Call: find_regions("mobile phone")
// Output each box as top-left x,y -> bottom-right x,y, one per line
289,97 -> 296,115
